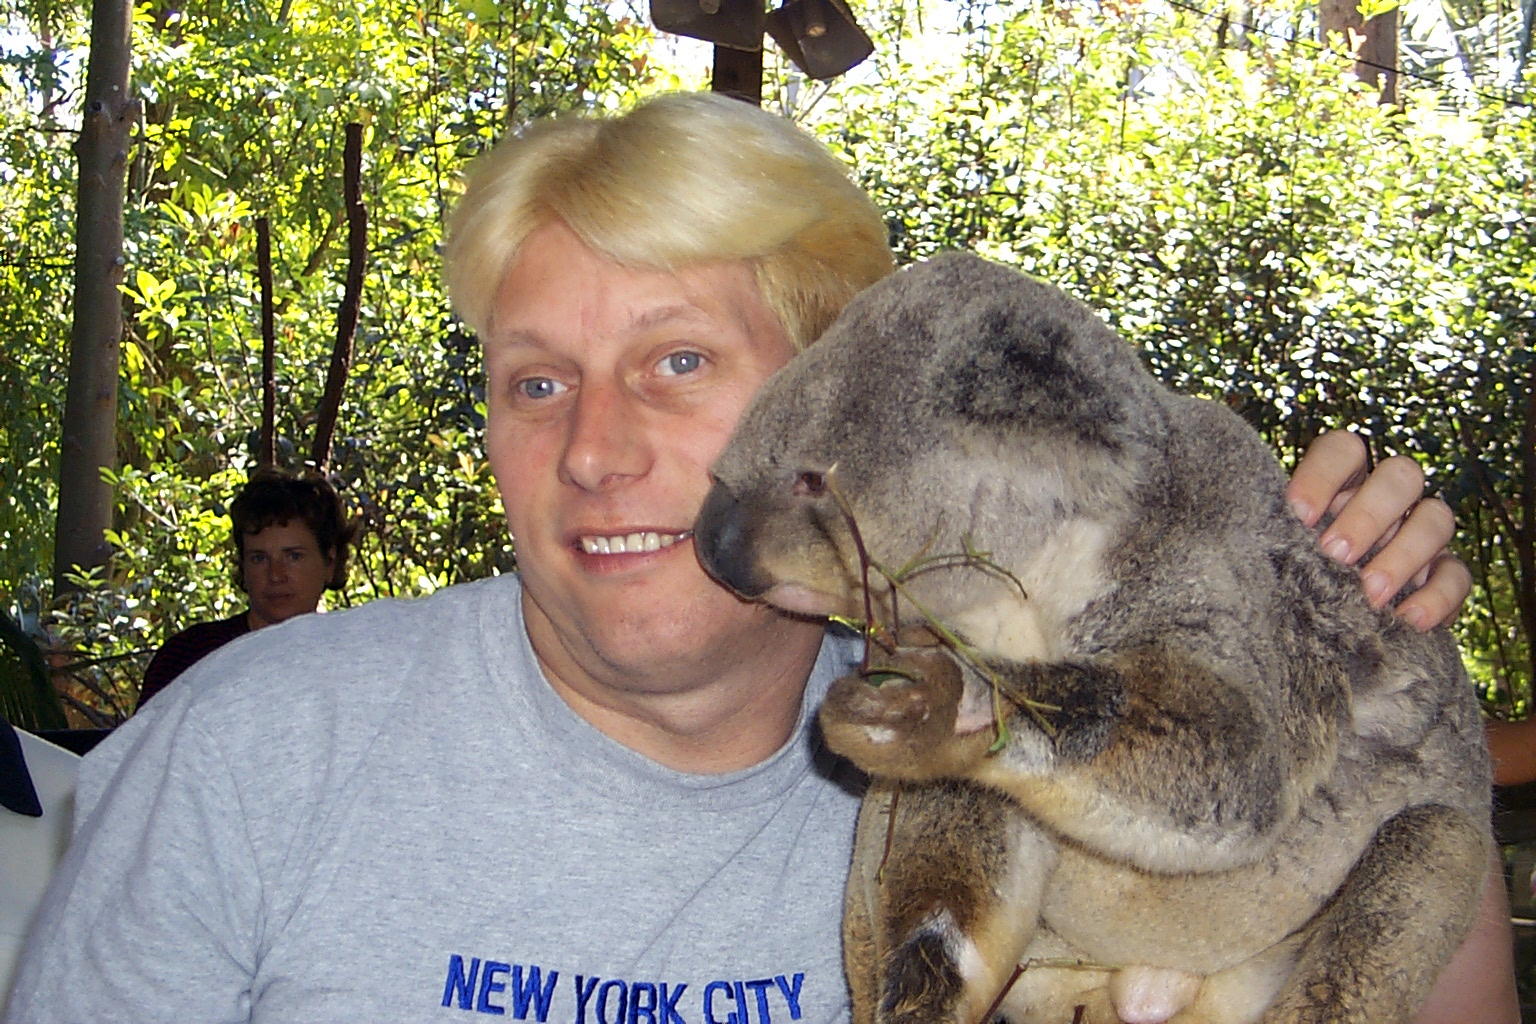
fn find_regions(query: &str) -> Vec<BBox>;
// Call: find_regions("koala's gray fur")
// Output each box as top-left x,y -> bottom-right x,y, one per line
694,253 -> 1492,1024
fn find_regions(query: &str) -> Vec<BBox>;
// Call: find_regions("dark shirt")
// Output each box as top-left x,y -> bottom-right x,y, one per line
137,612 -> 251,711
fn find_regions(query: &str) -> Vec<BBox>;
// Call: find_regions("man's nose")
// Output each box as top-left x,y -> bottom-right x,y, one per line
559,383 -> 651,492
266,558 -> 289,583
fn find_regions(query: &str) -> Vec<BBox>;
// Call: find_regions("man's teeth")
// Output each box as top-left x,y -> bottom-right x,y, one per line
579,531 -> 690,555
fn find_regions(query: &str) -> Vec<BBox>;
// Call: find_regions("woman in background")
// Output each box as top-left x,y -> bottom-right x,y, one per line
136,468 -> 354,710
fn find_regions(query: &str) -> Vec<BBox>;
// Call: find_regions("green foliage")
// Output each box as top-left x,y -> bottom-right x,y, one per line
0,8 -> 77,599
1,0 -> 668,721
0,0 -> 1530,723
0,606 -> 66,732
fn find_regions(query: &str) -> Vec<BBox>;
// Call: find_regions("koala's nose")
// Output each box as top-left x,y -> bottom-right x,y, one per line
694,481 -> 770,599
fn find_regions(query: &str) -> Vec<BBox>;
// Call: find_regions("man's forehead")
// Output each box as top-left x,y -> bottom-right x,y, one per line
487,256 -> 769,347
514,295 -> 729,337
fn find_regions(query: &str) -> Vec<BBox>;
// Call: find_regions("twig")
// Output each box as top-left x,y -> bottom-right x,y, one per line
976,963 -> 1025,1024
311,122 -> 367,471
821,473 -> 1056,747
256,216 -> 276,467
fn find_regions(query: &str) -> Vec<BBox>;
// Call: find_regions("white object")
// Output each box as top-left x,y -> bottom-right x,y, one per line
0,729 -> 79,1014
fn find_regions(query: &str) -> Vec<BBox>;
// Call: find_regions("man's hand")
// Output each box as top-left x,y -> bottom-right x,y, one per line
1285,429 -> 1471,632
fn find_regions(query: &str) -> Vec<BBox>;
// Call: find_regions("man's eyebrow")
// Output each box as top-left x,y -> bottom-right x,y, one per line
490,327 -> 543,348
489,304 -> 712,346
629,303 -> 712,332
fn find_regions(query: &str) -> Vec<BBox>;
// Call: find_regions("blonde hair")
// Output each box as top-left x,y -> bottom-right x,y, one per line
444,92 -> 894,349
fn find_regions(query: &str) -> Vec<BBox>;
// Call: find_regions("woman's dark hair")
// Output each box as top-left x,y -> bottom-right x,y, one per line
230,468 -> 357,591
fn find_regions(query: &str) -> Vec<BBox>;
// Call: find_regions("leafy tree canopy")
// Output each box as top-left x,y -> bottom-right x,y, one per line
0,0 -> 1529,725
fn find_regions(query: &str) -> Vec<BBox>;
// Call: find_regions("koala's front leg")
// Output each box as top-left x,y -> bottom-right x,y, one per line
820,646 -> 998,782
972,645 -> 1335,874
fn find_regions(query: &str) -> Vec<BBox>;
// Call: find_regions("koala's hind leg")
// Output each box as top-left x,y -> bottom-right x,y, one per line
847,779 -> 1055,1024
1260,803 -> 1488,1024
845,785 -> 887,1024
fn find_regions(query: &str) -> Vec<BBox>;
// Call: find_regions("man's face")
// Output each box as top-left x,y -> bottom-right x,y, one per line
241,519 -> 332,629
484,220 -> 803,692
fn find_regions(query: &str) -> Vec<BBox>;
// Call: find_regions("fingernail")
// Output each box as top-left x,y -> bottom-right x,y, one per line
1362,570 -> 1390,607
1288,496 -> 1315,524
1401,606 -> 1431,632
1322,535 -> 1353,564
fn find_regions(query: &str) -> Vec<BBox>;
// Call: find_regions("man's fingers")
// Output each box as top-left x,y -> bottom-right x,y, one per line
1392,554 -> 1473,632
1354,497 -> 1456,606
1286,430 -> 1370,527
1316,455 -> 1427,565
1287,431 -> 1470,631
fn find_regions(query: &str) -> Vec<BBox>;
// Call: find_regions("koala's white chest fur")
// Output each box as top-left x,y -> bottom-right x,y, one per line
947,518 -> 1115,664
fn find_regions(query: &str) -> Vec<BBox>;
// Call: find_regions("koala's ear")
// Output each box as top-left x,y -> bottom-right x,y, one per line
933,291 -> 1127,448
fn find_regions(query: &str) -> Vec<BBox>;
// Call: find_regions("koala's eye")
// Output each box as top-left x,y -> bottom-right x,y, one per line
793,471 -> 826,496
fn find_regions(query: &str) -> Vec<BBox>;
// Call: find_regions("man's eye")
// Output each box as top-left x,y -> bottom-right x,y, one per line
517,377 -> 566,400
658,351 -> 703,377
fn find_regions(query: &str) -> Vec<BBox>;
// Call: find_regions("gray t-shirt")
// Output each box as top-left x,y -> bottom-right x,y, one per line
5,574 -> 865,1024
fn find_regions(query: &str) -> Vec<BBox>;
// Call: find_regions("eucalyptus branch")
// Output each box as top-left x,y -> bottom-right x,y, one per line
868,564 -> 1058,744
821,473 -> 1056,748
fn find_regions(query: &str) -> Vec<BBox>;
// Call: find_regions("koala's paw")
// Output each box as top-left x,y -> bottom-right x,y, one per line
819,648 -> 991,780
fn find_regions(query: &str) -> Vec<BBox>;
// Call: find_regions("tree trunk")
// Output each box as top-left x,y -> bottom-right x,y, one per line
1318,0 -> 1398,104
52,0 -> 134,597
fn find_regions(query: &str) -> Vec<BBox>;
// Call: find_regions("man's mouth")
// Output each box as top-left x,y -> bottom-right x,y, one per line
577,531 -> 692,555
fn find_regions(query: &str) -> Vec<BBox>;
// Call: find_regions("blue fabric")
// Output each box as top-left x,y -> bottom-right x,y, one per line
0,720 -> 42,818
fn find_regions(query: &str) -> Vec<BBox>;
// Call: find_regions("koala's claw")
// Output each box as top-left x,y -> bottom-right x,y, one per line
833,673 -> 943,730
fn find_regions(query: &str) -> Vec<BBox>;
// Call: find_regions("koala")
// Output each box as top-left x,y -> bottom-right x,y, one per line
693,253 -> 1493,1024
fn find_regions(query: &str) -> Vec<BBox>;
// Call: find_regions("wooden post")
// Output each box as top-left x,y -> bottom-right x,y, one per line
712,44 -> 764,105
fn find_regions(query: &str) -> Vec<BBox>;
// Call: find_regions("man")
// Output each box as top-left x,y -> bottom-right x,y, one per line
4,92 -> 1510,1022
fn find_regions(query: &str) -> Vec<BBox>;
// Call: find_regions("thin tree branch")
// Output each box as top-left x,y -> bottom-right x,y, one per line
310,122 -> 366,471
257,216 -> 277,467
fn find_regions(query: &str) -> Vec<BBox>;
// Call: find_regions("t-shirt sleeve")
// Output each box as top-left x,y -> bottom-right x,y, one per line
3,705 -> 262,1023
